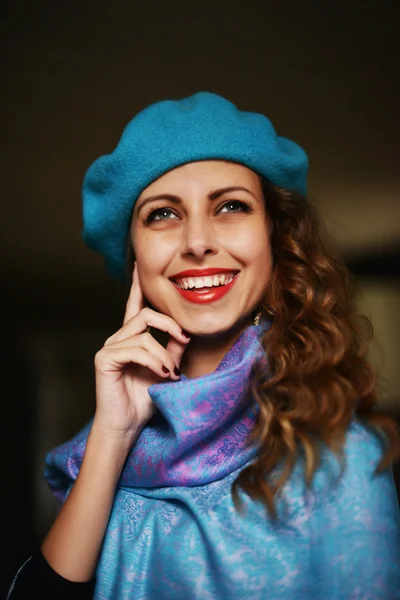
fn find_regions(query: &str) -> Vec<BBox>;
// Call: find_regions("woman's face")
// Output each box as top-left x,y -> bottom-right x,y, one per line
131,160 -> 272,336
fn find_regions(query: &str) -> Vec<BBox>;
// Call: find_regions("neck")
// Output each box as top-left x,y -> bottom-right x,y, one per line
180,317 -> 252,379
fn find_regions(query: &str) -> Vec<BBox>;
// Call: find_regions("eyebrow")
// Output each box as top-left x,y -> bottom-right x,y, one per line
135,186 -> 257,214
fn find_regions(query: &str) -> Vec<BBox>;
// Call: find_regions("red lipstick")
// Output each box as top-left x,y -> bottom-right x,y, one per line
170,267 -> 238,279
170,271 -> 239,304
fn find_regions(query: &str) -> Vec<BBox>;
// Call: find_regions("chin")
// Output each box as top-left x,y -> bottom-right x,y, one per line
180,314 -> 247,337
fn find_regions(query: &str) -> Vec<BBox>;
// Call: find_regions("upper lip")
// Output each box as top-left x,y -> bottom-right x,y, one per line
169,267 -> 239,279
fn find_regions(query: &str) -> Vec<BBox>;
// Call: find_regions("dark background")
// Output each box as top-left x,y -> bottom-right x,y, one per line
2,0 -> 399,593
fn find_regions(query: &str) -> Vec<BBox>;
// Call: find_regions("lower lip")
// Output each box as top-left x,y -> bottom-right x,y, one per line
172,275 -> 238,304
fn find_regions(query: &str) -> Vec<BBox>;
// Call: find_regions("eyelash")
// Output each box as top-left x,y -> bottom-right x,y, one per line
143,199 -> 253,224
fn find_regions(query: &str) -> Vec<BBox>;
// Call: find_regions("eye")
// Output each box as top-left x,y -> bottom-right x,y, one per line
144,207 -> 179,223
217,200 -> 253,214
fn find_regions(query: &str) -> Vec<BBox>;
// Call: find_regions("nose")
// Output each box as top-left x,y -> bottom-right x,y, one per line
180,216 -> 218,259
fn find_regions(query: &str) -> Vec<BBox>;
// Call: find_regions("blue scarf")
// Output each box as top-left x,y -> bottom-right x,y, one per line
45,321 -> 268,498
43,321 -> 400,600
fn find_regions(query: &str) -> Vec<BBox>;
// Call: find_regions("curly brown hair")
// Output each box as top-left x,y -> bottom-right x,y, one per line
232,179 -> 400,517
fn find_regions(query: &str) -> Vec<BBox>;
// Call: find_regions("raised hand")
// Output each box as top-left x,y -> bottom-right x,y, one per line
93,263 -> 190,447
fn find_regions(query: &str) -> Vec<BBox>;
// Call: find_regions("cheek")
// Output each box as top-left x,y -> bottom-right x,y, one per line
134,232 -> 167,271
230,226 -> 273,298
133,227 -> 179,264
133,235 -> 174,310
228,223 -> 271,265
250,245 -> 273,293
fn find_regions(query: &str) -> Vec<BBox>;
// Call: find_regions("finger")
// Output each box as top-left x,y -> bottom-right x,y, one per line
102,332 -> 182,378
166,333 -> 190,371
106,308 -> 190,348
123,262 -> 144,326
95,346 -> 173,380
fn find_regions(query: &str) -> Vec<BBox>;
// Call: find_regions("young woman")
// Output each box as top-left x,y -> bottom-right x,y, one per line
8,92 -> 400,599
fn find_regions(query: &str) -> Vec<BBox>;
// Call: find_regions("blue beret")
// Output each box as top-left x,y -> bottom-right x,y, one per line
82,91 -> 308,279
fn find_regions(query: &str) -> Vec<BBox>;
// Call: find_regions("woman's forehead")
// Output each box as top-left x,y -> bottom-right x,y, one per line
138,160 -> 262,199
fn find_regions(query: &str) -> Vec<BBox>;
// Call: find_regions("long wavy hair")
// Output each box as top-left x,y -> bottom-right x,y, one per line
231,178 -> 400,516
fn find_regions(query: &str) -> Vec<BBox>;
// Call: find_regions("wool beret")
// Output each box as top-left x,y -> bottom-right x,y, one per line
82,91 -> 308,278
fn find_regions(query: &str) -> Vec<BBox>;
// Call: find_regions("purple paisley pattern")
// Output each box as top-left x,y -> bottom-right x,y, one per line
45,321 -> 268,496
44,322 -> 400,599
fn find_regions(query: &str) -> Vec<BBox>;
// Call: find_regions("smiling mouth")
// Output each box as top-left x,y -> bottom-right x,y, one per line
171,271 -> 239,290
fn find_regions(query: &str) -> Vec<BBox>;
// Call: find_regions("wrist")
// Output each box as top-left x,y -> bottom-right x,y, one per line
90,416 -> 143,450
83,422 -> 137,476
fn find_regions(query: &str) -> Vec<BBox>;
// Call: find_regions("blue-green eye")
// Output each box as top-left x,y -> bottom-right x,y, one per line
145,208 -> 179,223
144,199 -> 252,224
218,200 -> 252,214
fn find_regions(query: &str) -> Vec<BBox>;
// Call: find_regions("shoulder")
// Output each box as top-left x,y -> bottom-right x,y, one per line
341,418 -> 387,481
344,418 -> 386,462
308,421 -> 400,597
341,418 -> 397,491
314,418 -> 389,483
312,418 -> 399,520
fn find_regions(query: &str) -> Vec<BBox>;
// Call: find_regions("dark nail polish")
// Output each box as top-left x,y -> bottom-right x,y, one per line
181,330 -> 191,339
162,366 -> 170,374
174,367 -> 181,376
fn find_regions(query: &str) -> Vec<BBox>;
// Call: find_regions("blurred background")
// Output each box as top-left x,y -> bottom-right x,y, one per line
1,0 -> 399,592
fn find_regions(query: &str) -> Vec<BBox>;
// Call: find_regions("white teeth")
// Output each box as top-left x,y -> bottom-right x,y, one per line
173,272 -> 237,290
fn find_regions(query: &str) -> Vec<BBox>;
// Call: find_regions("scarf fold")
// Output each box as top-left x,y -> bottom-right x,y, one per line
45,322 -> 269,499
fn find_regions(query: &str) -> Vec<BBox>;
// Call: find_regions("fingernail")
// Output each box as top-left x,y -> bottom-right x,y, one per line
181,330 -> 190,339
174,367 -> 181,376
162,366 -> 169,374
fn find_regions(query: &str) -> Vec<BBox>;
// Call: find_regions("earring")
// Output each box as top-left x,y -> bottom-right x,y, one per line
253,311 -> 262,326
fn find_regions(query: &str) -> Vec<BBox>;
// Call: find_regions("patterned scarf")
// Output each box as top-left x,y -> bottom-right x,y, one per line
44,321 -> 269,499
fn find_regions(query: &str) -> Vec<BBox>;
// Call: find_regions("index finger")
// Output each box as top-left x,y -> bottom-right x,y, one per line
123,262 -> 144,325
